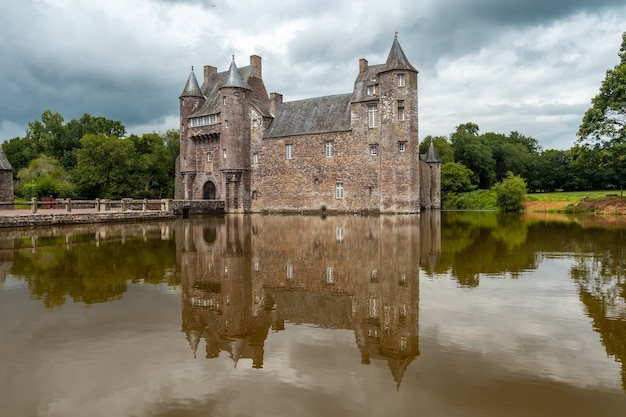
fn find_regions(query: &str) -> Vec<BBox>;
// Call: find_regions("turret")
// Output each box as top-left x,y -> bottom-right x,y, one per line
219,58 -> 252,211
378,34 -> 420,213
179,68 -> 205,198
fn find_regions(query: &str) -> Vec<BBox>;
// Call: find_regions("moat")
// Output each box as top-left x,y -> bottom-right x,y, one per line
0,212 -> 625,416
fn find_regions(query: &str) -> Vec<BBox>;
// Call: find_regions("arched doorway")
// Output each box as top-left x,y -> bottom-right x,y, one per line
203,181 -> 216,199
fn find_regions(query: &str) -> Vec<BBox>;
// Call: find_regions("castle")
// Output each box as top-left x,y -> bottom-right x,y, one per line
175,35 -> 440,213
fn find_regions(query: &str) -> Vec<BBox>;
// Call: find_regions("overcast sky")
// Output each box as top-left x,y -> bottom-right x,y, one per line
1,0 -> 625,150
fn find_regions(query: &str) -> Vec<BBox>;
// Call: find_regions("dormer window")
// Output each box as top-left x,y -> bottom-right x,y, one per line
366,85 -> 376,96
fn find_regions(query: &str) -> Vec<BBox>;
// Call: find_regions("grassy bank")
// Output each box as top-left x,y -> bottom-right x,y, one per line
444,190 -> 625,213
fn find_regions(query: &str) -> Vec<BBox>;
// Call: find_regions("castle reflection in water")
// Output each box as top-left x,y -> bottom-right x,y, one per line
178,213 -> 441,386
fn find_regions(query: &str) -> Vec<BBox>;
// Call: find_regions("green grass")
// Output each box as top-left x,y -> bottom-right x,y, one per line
526,190 -> 619,203
443,189 -> 498,210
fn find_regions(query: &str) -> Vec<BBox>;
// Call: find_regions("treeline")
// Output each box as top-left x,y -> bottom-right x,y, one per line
1,110 -> 179,199
428,32 -> 626,205
422,121 -> 625,205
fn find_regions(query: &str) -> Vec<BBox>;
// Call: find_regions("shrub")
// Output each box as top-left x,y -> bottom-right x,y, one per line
493,172 -> 527,212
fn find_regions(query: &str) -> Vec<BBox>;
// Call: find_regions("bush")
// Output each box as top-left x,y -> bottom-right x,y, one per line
493,172 -> 527,212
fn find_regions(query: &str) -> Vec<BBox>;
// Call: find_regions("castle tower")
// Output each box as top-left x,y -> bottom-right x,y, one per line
378,35 -> 419,213
350,35 -> 420,213
179,69 -> 205,199
219,59 -> 252,212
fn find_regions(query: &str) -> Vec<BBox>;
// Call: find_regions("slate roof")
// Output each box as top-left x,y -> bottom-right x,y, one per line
421,142 -> 441,163
189,65 -> 256,118
0,150 -> 13,171
264,94 -> 352,138
180,70 -> 203,98
383,35 -> 418,73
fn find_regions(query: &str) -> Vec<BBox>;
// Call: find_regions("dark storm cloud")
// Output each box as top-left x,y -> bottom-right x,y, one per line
0,0 -> 625,150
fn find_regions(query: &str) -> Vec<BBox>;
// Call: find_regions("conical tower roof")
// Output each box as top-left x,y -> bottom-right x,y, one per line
223,57 -> 251,90
384,33 -> 417,73
0,149 -> 13,171
425,141 -> 441,163
180,68 -> 204,98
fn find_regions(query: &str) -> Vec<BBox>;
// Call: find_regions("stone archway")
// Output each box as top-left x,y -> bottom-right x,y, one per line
203,181 -> 216,199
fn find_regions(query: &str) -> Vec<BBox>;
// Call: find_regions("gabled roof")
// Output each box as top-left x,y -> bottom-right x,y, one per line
0,150 -> 13,171
264,94 -> 352,138
180,69 -> 204,98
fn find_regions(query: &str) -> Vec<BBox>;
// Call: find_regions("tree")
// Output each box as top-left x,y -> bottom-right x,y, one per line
493,172 -> 527,212
2,136 -> 38,177
577,31 -> 626,193
534,149 -> 571,192
72,134 -> 137,198
17,155 -> 73,199
441,162 -> 475,195
450,123 -> 497,189
129,130 -> 179,198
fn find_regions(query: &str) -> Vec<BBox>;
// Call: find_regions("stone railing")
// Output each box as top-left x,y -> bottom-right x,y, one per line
27,198 -> 172,214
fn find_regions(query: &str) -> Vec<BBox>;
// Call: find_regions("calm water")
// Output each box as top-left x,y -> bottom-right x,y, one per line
0,212 -> 625,417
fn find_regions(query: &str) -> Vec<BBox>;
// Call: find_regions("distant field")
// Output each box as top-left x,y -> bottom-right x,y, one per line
526,190 -> 619,203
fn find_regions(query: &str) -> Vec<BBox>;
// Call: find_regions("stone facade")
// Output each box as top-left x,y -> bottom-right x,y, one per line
176,35 -> 440,213
0,148 -> 14,208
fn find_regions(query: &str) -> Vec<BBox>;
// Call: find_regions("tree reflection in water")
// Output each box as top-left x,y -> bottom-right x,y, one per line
2,212 -> 625,393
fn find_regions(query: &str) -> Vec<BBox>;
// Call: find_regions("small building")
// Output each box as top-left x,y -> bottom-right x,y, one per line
176,35 -> 440,213
0,148 -> 14,209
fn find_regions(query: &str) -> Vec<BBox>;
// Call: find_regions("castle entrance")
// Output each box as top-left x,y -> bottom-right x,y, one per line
203,181 -> 216,199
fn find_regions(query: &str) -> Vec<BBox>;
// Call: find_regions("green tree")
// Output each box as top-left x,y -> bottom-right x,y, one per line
129,130 -> 179,198
493,172 -> 527,212
534,149 -> 571,192
2,136 -> 38,178
441,162 -> 475,194
450,123 -> 497,189
17,155 -> 73,199
72,134 -> 138,198
577,31 -> 626,193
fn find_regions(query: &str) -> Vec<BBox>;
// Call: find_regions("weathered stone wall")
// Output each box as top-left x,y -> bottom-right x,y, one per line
0,170 -> 14,205
251,131 -> 382,213
0,211 -> 176,229
169,199 -> 225,215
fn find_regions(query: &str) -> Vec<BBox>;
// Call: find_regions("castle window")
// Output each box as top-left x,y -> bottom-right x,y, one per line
335,182 -> 344,199
370,145 -> 378,156
371,269 -> 378,282
224,120 -> 229,128
397,100 -> 405,121
398,142 -> 406,152
285,144 -> 294,160
366,85 -> 376,96
223,96 -> 227,104
368,105 -> 379,128
252,190 -> 257,200
335,226 -> 344,243
252,153 -> 259,164
326,267 -> 335,284
325,141 -> 334,158
252,118 -> 259,128
206,152 -> 212,162
223,149 -> 227,158
286,264 -> 294,281
397,73 -> 406,87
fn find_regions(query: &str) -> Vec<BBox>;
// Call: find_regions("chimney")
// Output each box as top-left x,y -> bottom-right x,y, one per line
204,65 -> 217,85
359,58 -> 368,73
270,92 -> 283,116
250,55 -> 262,78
